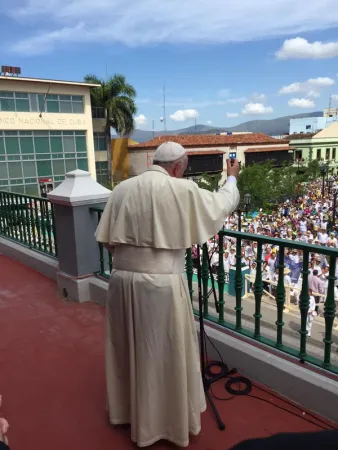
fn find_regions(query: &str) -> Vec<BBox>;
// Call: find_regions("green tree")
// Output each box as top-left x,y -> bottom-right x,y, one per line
195,173 -> 222,192
84,74 -> 137,186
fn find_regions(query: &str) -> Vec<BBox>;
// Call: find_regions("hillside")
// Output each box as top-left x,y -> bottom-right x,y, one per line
112,112 -> 323,142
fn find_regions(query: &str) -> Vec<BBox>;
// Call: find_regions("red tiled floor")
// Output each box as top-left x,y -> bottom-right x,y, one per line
0,254 -> 336,450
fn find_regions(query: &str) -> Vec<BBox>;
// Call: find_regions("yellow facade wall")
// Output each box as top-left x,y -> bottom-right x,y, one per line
0,77 -> 97,180
112,137 -> 138,181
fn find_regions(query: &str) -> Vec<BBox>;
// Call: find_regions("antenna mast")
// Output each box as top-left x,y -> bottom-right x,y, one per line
163,83 -> 167,132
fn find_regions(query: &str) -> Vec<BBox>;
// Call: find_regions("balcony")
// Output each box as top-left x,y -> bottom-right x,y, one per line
0,172 -> 338,449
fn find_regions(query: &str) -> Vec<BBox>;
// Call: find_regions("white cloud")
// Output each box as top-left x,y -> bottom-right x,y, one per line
6,1 -> 338,55
226,97 -> 248,104
279,77 -> 335,95
307,90 -> 320,98
169,109 -> 200,122
226,112 -> 239,118
288,98 -> 315,108
242,103 -> 273,115
134,114 -> 147,126
206,120 -> 212,124
279,83 -> 302,94
276,37 -> 338,60
307,77 -> 335,87
250,93 -> 267,103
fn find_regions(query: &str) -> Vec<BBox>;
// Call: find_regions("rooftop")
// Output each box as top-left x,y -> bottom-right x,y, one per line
129,133 -> 289,150
0,75 -> 100,88
286,133 -> 317,141
245,146 -> 294,153
0,254 -> 334,450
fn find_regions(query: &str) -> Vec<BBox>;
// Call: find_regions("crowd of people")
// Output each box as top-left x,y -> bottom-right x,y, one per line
193,179 -> 338,337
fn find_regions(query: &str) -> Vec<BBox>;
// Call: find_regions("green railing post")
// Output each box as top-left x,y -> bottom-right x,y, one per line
323,256 -> 337,368
253,242 -> 263,339
235,236 -> 243,330
33,198 -> 42,251
217,232 -> 225,324
10,194 -> 18,241
275,246 -> 286,348
299,250 -> 310,360
202,243 -> 209,317
51,203 -> 57,257
29,198 -> 37,250
19,195 -> 28,246
108,250 -> 113,273
186,248 -> 194,304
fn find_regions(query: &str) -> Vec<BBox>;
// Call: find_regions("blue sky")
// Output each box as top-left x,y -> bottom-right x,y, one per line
1,1 -> 338,130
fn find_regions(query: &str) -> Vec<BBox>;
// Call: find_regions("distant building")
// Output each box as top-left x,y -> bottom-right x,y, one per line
0,73 -> 104,195
289,116 -> 337,135
324,108 -> 338,118
289,122 -> 338,174
121,133 -> 291,179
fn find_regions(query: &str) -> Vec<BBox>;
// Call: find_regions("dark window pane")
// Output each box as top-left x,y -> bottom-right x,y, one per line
65,153 -> 75,158
50,137 -> 63,153
23,161 -> 37,178
37,161 -> 52,177
75,136 -> 86,152
0,98 -> 15,111
59,95 -> 71,101
46,100 -> 60,113
72,95 -> 83,101
65,159 -> 77,172
60,101 -> 72,113
38,94 -> 45,112
11,185 -> 25,194
72,102 -> 84,113
34,137 -> 50,153
25,185 -> 39,196
5,137 -> 20,154
52,159 -> 65,175
46,94 -> 58,100
63,136 -> 75,152
0,138 -> 4,154
8,162 -> 23,178
15,92 -> 28,99
15,99 -> 30,112
77,158 -> 88,171
0,162 -> 8,179
20,137 -> 34,154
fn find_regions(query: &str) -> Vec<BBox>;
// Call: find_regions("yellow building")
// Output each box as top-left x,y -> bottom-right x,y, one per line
0,74 -> 100,195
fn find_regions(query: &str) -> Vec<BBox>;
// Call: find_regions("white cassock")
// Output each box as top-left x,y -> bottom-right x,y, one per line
95,165 -> 239,447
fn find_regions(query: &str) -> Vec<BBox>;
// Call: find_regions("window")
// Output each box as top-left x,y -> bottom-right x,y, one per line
326,148 -> 330,160
295,150 -> 302,160
0,162 -> 8,180
306,125 -> 311,130
77,159 -> 88,171
8,162 -> 23,179
317,149 -> 321,160
92,107 -> 105,119
23,161 -> 37,178
5,137 -> 20,155
20,137 -> 34,154
0,91 -> 84,114
37,161 -> 52,177
333,148 -> 336,160
94,132 -> 106,151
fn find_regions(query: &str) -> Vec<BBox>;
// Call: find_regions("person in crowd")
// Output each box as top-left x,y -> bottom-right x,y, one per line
0,396 -> 9,450
306,288 -> 317,337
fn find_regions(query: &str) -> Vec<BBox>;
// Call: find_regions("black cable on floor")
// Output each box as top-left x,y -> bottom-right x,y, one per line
202,330 -> 336,431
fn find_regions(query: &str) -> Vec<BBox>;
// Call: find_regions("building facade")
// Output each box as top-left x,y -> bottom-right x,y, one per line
123,134 -> 291,179
0,75 -> 99,196
289,116 -> 337,135
290,122 -> 338,174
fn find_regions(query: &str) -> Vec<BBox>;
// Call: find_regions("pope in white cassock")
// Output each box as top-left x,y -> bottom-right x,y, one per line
95,141 -> 240,447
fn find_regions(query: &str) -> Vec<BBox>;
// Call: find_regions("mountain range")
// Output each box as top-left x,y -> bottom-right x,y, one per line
121,112 -> 323,143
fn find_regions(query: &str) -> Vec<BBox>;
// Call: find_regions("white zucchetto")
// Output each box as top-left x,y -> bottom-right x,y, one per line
153,142 -> 186,162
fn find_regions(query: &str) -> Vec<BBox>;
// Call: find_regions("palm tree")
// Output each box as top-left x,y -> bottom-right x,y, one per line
84,74 -> 137,186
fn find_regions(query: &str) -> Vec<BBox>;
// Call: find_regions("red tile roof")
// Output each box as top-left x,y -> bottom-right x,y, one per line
186,150 -> 224,156
128,133 -> 288,149
245,146 -> 293,153
285,133 -> 316,141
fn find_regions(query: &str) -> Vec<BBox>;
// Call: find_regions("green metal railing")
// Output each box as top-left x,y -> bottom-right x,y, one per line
186,230 -> 338,375
91,207 -> 112,277
0,190 -> 57,257
91,207 -> 338,374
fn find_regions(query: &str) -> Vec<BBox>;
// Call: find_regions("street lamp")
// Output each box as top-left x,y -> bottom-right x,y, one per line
244,193 -> 252,217
238,193 -> 251,232
320,164 -> 328,197
332,185 -> 338,232
327,177 -> 334,195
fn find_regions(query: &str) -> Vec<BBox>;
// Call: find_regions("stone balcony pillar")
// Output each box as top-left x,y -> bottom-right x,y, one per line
48,169 -> 111,302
